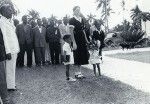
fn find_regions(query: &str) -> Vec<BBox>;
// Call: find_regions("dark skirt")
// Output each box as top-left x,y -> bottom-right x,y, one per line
73,44 -> 89,65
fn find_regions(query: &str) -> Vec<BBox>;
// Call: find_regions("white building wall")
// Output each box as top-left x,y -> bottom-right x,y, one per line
140,0 -> 150,36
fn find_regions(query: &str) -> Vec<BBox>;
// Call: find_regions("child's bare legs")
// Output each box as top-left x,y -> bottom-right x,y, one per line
66,64 -> 76,81
66,65 -> 70,80
93,64 -> 96,76
96,63 -> 101,76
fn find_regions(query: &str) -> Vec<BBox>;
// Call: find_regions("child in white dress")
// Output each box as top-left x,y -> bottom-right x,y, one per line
89,39 -> 102,76
63,35 -> 76,81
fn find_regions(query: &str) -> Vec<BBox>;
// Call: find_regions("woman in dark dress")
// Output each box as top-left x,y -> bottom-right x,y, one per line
69,6 -> 89,79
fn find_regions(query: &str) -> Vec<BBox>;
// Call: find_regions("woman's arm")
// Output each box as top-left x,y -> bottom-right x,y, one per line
69,25 -> 77,50
83,30 -> 89,44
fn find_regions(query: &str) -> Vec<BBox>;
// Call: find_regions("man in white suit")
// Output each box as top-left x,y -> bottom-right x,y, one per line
0,4 -> 20,92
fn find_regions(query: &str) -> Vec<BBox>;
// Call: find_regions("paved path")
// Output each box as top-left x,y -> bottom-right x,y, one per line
84,47 -> 150,93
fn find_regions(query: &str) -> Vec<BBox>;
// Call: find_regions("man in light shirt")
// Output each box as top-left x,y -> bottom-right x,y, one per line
0,3 -> 19,104
59,17 -> 72,63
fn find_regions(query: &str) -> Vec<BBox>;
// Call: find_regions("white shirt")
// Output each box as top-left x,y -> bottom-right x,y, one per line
63,42 -> 72,55
39,26 -> 42,33
63,42 -> 74,64
0,15 -> 20,54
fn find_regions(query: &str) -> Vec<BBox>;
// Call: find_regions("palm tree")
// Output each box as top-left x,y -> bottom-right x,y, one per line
121,0 -> 125,31
101,6 -> 114,32
28,9 -> 40,22
87,13 -> 96,23
117,0 -> 126,18
121,0 -> 125,11
131,5 -> 141,20
96,0 -> 111,33
131,5 -> 142,28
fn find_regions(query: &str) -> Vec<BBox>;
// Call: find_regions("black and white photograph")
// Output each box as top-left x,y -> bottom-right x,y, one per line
0,0 -> 150,104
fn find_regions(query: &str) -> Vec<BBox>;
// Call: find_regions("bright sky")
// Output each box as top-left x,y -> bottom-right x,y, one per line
13,0 -> 143,28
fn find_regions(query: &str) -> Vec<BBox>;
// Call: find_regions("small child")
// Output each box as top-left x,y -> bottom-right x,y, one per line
63,35 -> 76,81
89,39 -> 102,76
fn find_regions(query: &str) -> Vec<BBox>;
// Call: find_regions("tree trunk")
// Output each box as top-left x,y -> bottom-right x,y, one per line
105,0 -> 108,34
144,22 -> 148,46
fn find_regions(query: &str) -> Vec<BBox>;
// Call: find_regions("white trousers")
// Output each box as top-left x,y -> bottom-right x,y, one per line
45,43 -> 50,61
6,54 -> 17,89
0,97 -> 3,104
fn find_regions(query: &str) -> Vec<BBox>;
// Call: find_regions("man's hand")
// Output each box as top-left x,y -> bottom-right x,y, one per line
6,53 -> 12,60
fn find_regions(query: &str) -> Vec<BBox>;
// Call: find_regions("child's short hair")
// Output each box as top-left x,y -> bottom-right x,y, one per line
63,34 -> 71,41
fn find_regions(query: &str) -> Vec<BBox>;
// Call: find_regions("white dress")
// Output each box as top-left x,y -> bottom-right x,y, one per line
63,42 -> 74,65
89,50 -> 102,64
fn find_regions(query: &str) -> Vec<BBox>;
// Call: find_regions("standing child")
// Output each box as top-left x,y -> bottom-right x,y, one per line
63,35 -> 76,81
89,39 -> 102,76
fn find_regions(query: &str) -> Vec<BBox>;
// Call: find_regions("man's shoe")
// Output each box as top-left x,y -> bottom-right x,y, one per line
75,74 -> 85,79
7,89 -> 17,92
27,65 -> 32,68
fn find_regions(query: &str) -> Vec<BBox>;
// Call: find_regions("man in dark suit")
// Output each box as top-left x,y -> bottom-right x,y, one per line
32,19 -> 46,66
46,20 -> 61,65
16,15 -> 33,68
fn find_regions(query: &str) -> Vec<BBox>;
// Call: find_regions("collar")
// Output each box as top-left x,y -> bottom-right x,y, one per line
0,14 -> 12,23
73,15 -> 82,22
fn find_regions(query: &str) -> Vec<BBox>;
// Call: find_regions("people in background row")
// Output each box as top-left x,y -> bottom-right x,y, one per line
59,17 -> 71,63
16,15 -> 33,68
32,19 -> 46,66
13,19 -> 19,27
46,20 -> 61,65
42,17 -> 51,64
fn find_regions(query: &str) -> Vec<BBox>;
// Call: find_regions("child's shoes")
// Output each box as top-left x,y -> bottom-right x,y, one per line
67,77 -> 77,82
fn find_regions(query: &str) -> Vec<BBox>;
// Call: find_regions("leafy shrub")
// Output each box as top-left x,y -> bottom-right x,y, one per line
121,29 -> 145,43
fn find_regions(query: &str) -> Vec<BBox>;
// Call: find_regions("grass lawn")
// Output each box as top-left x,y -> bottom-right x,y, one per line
107,51 -> 150,64
9,65 -> 150,104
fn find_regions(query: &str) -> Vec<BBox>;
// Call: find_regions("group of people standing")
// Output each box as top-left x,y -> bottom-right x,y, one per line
0,3 -> 105,104
61,6 -> 105,81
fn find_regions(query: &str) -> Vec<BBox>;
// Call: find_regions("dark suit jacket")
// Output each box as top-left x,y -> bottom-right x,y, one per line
32,26 -> 46,47
46,26 -> 61,43
0,29 -> 6,62
16,23 -> 33,45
